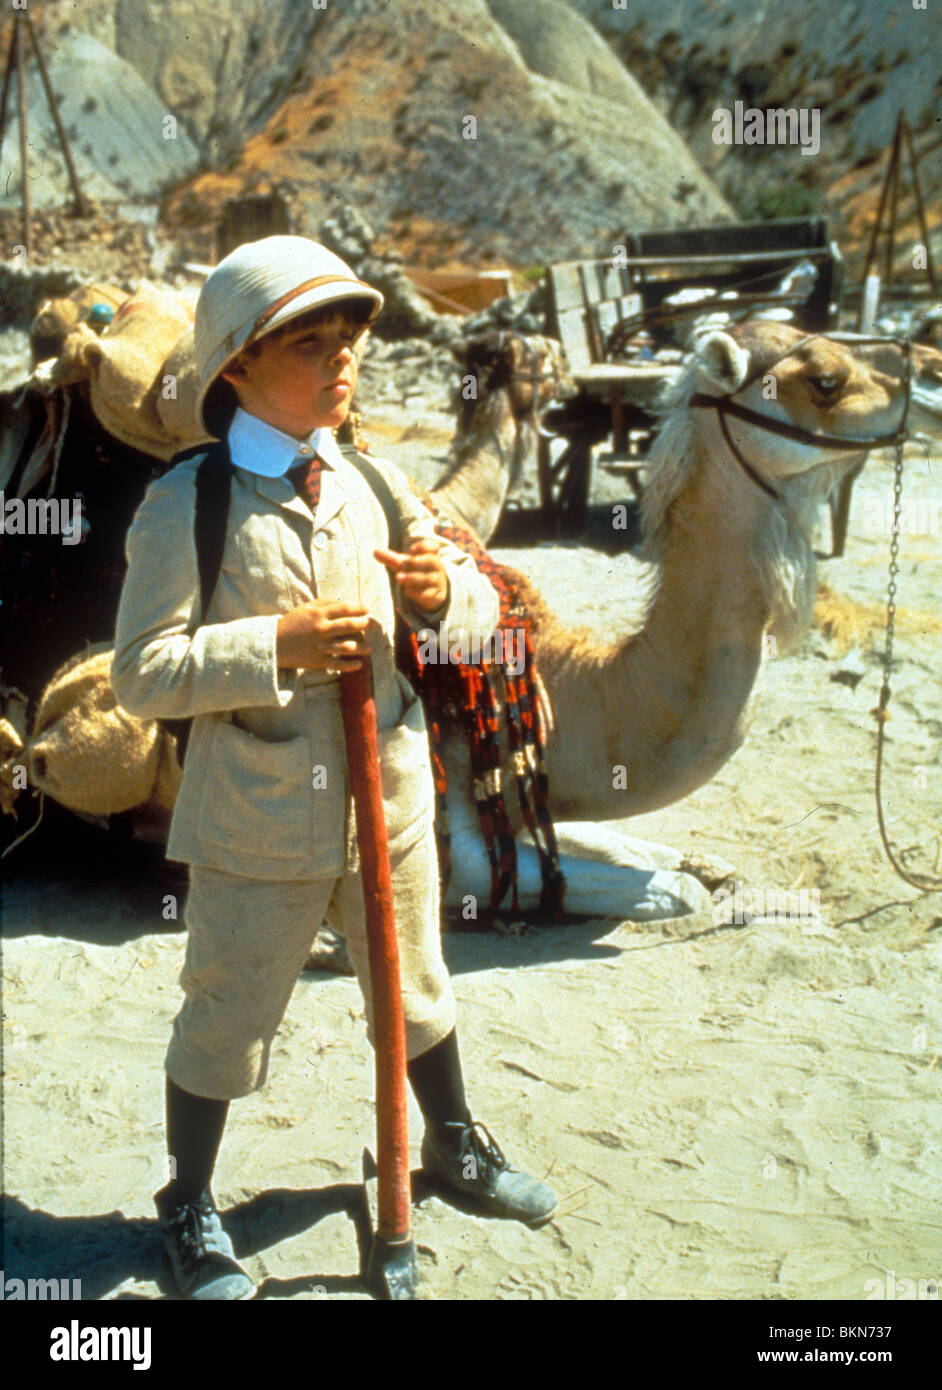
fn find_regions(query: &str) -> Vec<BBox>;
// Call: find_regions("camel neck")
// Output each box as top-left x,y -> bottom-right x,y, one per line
434,389 -> 518,538
539,452 -> 778,820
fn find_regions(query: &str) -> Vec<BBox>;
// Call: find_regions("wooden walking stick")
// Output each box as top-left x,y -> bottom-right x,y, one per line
340,660 -> 418,1300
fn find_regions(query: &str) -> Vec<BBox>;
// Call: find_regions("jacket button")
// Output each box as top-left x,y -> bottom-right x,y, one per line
313,531 -> 328,549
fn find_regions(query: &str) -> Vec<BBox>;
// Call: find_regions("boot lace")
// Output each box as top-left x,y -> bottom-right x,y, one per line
163,1192 -> 234,1267
461,1121 -> 513,1182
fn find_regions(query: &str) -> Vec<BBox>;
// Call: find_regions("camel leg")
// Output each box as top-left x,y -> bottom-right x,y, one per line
829,458 -> 866,558
552,820 -> 696,872
441,791 -> 711,922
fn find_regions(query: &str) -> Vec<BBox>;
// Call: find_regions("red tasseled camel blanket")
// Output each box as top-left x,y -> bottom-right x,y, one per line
398,497 -> 565,923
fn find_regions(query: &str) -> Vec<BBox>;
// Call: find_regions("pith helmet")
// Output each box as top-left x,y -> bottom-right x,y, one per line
194,236 -> 384,432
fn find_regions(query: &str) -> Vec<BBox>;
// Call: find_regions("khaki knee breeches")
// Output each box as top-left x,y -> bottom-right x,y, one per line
165,830 -> 455,1100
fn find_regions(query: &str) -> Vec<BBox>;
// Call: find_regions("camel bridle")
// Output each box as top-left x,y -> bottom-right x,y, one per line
688,332 -> 915,503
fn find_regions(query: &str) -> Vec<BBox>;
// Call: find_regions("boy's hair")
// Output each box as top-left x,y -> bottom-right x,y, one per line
202,299 -> 373,438
240,300 -> 373,360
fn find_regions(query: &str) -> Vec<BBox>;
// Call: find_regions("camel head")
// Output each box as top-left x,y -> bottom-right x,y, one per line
647,322 -> 915,526
689,321 -> 914,478
643,321 -> 925,648
451,331 -> 572,432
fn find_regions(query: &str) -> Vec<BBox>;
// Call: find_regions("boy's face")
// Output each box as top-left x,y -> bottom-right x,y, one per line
220,306 -> 367,440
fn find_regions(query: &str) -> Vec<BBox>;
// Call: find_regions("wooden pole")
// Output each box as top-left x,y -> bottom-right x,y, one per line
339,662 -> 412,1250
15,16 -> 31,261
859,122 -> 897,290
883,117 -> 902,291
0,17 -> 18,153
857,120 -> 899,331
900,116 -> 939,295
23,12 -> 88,216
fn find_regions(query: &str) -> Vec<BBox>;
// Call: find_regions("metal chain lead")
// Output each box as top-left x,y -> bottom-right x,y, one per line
872,441 -> 942,890
879,451 -> 901,695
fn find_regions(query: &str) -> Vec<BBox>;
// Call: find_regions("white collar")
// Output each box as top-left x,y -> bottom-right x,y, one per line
226,407 -> 346,477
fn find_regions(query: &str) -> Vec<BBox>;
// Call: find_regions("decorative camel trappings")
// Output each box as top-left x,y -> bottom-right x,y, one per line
5,324 -> 942,924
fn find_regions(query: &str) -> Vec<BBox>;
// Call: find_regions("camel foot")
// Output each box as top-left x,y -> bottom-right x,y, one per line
549,824 -> 729,916
302,926 -> 355,976
443,834 -> 713,922
554,864 -> 713,921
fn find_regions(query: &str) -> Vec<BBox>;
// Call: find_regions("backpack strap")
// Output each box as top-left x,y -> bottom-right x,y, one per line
193,447 -> 232,624
159,442 -> 232,765
337,442 -> 404,554
336,442 -> 416,672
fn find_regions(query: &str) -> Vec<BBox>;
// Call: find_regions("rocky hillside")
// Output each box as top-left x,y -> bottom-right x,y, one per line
571,0 -> 942,279
5,1 -> 935,282
8,0 -> 731,269
0,26 -> 200,210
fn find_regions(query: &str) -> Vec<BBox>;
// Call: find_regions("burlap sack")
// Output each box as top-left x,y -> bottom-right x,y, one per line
50,282 -> 212,462
30,284 -> 128,363
156,323 -> 212,449
24,645 -> 179,817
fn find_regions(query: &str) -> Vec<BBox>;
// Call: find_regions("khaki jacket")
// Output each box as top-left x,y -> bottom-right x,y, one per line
111,445 -> 500,879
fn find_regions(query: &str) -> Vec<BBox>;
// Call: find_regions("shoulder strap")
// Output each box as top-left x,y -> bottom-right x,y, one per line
336,442 -> 416,675
193,448 -> 232,623
337,443 -> 404,555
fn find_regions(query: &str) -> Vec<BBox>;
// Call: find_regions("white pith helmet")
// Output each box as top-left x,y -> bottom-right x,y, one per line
194,235 -> 384,432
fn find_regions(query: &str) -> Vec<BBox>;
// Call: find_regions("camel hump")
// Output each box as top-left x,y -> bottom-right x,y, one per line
491,561 -> 553,634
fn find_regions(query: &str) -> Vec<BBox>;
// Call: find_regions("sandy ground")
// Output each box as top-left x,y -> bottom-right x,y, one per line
2,416 -> 941,1303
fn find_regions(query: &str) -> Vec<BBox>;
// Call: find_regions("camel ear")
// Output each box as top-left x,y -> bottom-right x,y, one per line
694,331 -> 750,396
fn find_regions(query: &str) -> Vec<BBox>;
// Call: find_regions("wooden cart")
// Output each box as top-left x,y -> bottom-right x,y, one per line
539,217 -> 846,543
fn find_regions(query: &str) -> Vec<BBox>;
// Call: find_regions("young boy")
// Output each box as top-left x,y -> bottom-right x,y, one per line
111,237 -> 556,1300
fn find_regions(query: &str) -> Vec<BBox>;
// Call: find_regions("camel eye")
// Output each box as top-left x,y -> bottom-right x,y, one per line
808,374 -> 841,395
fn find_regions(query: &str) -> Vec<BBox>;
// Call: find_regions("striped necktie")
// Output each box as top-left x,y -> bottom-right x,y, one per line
287,454 -> 324,514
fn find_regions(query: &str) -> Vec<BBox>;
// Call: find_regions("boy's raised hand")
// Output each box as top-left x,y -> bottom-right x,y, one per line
275,600 -> 374,671
374,537 -> 449,613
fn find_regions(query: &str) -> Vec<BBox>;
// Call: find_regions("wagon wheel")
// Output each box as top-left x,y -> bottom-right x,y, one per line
537,429 -> 594,538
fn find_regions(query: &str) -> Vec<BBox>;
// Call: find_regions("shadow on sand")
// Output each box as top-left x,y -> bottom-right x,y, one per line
1,1167 -> 497,1301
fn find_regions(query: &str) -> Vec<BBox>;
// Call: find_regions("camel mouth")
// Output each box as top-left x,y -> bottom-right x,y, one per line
910,381 -> 942,426
908,347 -> 942,429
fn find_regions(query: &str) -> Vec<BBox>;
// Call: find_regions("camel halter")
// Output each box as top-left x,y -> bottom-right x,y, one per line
687,332 -> 915,502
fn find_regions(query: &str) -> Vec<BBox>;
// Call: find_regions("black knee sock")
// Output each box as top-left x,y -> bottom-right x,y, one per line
406,1028 -> 472,1132
162,1076 -> 230,1206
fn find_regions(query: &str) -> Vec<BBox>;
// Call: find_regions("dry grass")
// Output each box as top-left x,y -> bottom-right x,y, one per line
812,580 -> 942,654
